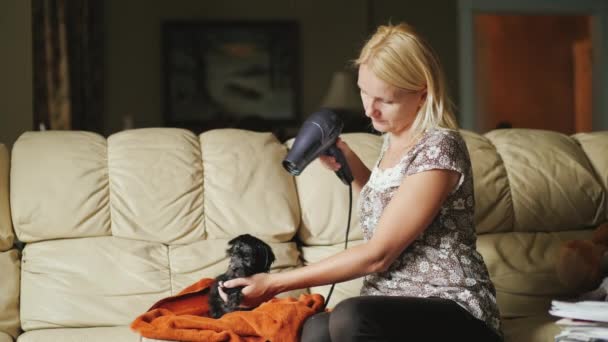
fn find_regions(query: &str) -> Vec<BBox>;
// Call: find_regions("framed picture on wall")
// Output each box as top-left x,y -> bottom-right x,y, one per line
162,21 -> 300,133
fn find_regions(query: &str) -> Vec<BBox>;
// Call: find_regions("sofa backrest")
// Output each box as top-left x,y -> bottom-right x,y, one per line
463,129 -> 607,317
6,127 -> 608,331
10,128 -> 304,331
290,133 -> 383,246
467,129 -> 606,233
0,143 -> 20,340
11,129 -> 303,244
293,129 -> 608,314
573,132 -> 608,210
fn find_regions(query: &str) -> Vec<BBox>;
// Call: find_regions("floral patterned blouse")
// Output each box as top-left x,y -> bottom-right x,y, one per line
358,128 -> 503,337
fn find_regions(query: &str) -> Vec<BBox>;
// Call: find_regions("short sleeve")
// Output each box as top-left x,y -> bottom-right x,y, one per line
405,130 -> 468,193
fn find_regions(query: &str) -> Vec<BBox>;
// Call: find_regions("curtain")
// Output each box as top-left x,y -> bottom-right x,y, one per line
32,0 -> 104,133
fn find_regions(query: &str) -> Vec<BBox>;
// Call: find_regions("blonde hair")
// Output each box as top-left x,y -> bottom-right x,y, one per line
354,23 -> 458,137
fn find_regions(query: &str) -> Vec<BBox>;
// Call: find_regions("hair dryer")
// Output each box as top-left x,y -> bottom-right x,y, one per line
282,109 -> 354,185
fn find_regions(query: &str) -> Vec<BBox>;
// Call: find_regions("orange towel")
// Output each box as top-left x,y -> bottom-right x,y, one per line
130,278 -> 325,342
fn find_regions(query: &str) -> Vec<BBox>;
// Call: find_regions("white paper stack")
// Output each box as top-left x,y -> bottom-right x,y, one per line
550,301 -> 608,342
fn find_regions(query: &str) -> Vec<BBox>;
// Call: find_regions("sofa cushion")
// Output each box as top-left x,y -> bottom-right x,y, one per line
20,236 -> 305,331
20,237 -> 171,331
0,249 -> 20,339
502,315 -> 561,342
167,239 -> 307,299
200,129 -> 300,241
0,143 -> 13,251
11,128 -> 301,245
11,131 -> 110,242
0,332 -> 12,342
485,129 -> 606,232
16,326 -> 140,342
301,241 -> 365,308
461,131 -> 514,234
0,144 -> 19,341
292,133 -> 382,246
572,131 -> 608,220
108,128 -> 205,244
477,229 -> 594,318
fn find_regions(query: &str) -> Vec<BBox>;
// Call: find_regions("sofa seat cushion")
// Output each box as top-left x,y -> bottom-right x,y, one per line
17,326 -> 140,342
477,230 -> 593,318
502,315 -> 561,342
20,236 -> 304,331
167,238 -> 307,299
20,237 -> 171,331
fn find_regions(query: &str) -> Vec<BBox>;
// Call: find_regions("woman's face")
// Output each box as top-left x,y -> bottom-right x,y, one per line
357,64 -> 425,135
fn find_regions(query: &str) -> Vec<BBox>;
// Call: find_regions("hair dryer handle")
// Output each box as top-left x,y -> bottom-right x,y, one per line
324,144 -> 354,185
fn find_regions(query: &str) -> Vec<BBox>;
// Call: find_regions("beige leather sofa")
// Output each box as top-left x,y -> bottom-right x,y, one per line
0,128 -> 606,342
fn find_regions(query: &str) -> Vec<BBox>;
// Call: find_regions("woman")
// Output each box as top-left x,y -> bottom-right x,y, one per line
220,22 -> 503,341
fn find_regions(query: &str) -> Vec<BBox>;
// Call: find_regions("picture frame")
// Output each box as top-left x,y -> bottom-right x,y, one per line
162,21 -> 300,133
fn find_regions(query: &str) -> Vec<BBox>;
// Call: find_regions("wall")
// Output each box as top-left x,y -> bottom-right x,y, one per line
372,1 -> 460,113
0,0 -> 33,148
104,0 -> 460,135
0,1 -> 460,143
104,0 -> 371,135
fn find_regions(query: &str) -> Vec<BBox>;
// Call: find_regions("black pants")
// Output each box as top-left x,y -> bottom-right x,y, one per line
301,296 -> 503,342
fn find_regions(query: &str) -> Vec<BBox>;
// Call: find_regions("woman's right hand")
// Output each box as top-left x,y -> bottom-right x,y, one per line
318,138 -> 352,172
219,273 -> 278,308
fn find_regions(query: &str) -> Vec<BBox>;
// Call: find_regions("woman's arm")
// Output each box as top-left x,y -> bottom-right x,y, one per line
222,168 -> 460,307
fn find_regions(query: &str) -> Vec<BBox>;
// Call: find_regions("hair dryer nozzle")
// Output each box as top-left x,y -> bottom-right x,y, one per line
282,159 -> 301,176
282,109 -> 353,185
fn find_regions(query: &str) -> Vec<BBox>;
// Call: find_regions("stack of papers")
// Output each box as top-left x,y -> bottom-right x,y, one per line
550,301 -> 608,342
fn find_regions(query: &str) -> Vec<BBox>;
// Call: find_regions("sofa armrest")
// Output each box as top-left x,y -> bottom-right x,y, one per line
0,331 -> 14,342
0,144 -> 13,251
0,249 -> 20,340
0,143 -> 20,340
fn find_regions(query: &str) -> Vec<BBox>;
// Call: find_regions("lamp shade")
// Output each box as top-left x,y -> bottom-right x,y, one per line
321,71 -> 362,112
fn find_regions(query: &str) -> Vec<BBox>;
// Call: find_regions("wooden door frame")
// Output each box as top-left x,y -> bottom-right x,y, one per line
458,0 -> 608,132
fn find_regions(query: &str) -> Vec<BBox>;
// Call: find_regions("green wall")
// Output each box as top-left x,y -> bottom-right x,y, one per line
104,0 -> 370,134
0,0 -> 33,148
104,0 -> 459,135
0,1 -> 459,143
373,1 -> 460,107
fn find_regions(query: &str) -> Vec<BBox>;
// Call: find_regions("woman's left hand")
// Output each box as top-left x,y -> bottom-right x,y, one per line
218,273 -> 277,308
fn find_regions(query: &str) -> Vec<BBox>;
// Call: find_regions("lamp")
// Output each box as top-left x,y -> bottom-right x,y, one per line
321,70 -> 369,132
321,71 -> 362,112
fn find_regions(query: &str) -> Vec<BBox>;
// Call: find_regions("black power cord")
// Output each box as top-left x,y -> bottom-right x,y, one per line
322,183 -> 353,310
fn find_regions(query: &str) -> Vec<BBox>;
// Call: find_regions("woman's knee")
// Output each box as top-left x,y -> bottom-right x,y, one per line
301,312 -> 331,342
328,297 -> 369,341
331,297 -> 365,322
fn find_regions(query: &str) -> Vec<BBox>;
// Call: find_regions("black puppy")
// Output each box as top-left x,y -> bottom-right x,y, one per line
208,234 -> 276,318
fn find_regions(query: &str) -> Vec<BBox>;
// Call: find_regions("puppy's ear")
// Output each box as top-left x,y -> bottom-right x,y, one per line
226,236 -> 240,256
262,244 -> 276,270
227,234 -> 252,248
227,235 -> 241,245
267,249 -> 276,268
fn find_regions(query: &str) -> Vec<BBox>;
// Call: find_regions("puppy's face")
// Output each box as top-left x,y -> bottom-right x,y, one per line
226,234 -> 276,275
